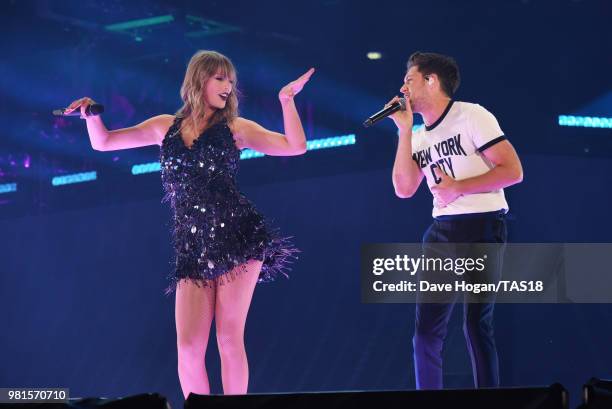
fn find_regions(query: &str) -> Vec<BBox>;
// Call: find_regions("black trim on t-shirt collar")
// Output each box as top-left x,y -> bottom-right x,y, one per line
425,100 -> 454,132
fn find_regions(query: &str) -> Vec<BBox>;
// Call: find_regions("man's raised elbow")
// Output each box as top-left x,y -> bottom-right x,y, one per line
515,170 -> 524,184
394,184 -> 416,199
392,175 -> 416,198
395,190 -> 413,199
511,166 -> 524,185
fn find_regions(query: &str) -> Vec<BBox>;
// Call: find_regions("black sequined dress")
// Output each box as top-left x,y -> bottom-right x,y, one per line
160,116 -> 297,294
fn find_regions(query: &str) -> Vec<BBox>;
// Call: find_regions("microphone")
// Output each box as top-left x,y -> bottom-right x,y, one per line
52,104 -> 105,117
363,98 -> 406,127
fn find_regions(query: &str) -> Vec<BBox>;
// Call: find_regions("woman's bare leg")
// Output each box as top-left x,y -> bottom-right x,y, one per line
175,279 -> 216,398
215,260 -> 262,394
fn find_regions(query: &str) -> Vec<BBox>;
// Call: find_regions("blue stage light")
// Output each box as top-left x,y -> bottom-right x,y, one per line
0,183 -> 17,194
51,172 -> 97,186
306,134 -> 356,151
558,115 -> 612,128
131,162 -> 162,175
240,149 -> 266,160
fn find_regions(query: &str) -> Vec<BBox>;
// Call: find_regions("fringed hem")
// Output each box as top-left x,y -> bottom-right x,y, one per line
164,262 -> 253,296
259,235 -> 300,282
163,232 -> 299,296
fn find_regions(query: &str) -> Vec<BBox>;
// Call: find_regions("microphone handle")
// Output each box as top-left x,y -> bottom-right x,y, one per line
53,103 -> 105,117
363,98 -> 406,128
363,102 -> 402,128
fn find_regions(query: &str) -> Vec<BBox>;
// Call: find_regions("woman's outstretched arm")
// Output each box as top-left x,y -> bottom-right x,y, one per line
64,97 -> 173,151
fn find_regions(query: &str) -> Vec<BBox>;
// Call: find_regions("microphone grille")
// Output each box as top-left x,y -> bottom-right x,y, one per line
398,97 -> 406,110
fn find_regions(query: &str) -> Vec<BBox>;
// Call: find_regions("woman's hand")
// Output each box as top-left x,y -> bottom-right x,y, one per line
64,97 -> 96,119
278,68 -> 315,102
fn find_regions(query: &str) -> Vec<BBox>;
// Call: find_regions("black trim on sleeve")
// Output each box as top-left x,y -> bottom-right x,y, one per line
477,135 -> 507,152
425,100 -> 454,131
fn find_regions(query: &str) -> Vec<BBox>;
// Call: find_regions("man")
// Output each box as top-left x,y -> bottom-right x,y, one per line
387,52 -> 523,389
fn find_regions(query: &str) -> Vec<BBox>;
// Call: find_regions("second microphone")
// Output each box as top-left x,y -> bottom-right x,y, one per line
363,98 -> 406,128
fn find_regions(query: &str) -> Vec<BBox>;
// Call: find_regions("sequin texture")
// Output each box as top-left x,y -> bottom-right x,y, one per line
160,116 -> 298,294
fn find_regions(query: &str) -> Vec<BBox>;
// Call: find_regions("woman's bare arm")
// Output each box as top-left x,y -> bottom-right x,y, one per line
231,68 -> 314,156
65,97 -> 174,151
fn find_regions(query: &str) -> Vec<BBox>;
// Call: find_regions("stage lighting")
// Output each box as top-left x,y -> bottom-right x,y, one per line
0,183 -> 17,194
558,115 -> 612,128
51,171 -> 97,187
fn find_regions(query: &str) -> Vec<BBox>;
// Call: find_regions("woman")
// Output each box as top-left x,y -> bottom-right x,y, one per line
65,50 -> 314,397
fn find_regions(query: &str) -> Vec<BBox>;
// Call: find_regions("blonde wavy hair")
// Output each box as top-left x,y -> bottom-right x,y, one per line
176,50 -> 240,133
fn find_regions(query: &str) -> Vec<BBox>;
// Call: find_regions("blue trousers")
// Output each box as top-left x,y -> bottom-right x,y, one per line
413,210 -> 507,389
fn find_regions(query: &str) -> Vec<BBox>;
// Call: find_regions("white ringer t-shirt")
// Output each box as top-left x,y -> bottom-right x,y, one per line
411,100 -> 509,217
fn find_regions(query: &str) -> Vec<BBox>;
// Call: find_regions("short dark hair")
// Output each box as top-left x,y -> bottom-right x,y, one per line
407,52 -> 460,97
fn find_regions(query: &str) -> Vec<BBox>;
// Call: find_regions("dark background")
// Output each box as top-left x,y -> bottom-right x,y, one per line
1,1 -> 611,408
